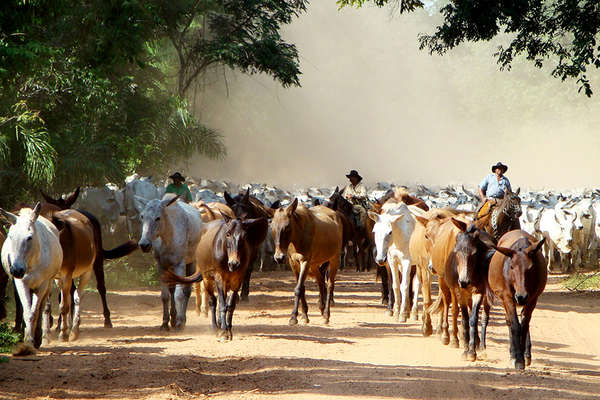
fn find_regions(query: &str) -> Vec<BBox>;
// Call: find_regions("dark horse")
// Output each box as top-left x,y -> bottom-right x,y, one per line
4,188 -> 137,334
224,189 -> 274,301
475,188 -> 522,241
323,187 -> 373,272
488,230 -> 546,370
163,216 -> 268,341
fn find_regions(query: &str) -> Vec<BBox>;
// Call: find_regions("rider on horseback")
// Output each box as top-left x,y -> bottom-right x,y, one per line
343,170 -> 370,229
477,162 -> 512,219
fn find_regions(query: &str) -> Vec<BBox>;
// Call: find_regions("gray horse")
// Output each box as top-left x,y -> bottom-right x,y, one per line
135,194 -> 204,330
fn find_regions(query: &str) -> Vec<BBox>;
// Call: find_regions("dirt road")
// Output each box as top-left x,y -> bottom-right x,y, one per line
1,270 -> 599,399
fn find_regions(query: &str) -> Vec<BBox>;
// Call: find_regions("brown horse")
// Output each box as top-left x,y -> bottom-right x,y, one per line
475,188 -> 522,240
224,190 -> 274,301
488,230 -> 546,369
191,201 -> 235,222
271,199 -> 343,325
162,216 -> 268,341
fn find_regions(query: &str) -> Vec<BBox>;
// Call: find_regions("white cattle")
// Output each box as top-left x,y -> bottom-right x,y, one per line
569,198 -> 596,269
539,202 -> 576,272
125,175 -> 160,237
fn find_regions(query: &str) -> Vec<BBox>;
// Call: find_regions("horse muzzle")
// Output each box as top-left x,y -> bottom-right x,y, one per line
9,258 -> 26,279
375,255 -> 387,266
515,293 -> 528,306
459,279 -> 471,289
228,260 -> 241,271
274,253 -> 286,264
138,241 -> 152,253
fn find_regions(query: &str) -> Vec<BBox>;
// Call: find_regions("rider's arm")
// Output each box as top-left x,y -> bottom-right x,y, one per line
478,176 -> 488,202
505,178 -> 512,193
478,187 -> 487,203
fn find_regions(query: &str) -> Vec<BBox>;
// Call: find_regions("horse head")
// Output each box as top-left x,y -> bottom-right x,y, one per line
40,187 -> 80,210
271,198 -> 298,264
368,207 -> 405,266
0,203 -> 42,279
136,195 -> 179,252
450,219 -> 495,289
216,216 -> 268,272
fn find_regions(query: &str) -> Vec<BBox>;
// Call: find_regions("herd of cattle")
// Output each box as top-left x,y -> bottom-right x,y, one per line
0,174 -> 597,372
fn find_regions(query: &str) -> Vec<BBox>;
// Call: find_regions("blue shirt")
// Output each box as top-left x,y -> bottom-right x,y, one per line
479,174 -> 512,199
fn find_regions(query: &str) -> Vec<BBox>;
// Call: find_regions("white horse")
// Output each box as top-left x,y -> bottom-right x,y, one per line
135,194 -> 204,330
369,202 -> 424,322
0,203 -> 63,354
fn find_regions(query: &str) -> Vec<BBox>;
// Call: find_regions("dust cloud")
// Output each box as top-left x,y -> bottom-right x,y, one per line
188,2 -> 600,191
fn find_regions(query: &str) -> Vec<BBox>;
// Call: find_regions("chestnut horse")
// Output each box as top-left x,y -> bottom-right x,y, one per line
488,230 -> 546,370
271,199 -> 343,325
224,190 -> 274,301
163,216 -> 268,341
475,188 -> 522,240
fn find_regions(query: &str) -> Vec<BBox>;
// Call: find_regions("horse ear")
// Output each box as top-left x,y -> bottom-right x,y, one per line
450,218 -> 467,232
224,191 -> 235,207
478,234 -> 496,249
161,194 -> 179,208
515,187 -> 520,196
415,216 -> 429,227
243,218 -> 268,247
493,246 -> 515,258
390,214 -> 404,224
31,202 -> 42,221
242,188 -> 250,204
287,198 -> 298,214
270,200 -> 281,210
0,208 -> 18,224
134,195 -> 149,210
334,186 -> 340,194
65,187 -> 80,208
40,190 -> 58,206
528,237 -> 545,256
368,211 -> 379,223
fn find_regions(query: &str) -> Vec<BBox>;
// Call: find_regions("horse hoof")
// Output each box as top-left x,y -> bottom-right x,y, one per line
513,359 -> 525,370
289,317 -> 298,326
300,316 -> 310,325
69,331 -> 79,341
160,324 -> 170,331
239,296 -> 249,303
41,338 -> 50,347
450,338 -> 460,349
60,333 -> 69,342
323,318 -> 330,325
441,334 -> 450,346
525,356 -> 531,366
399,315 -> 407,323
478,344 -> 487,352
411,312 -> 418,321
422,323 -> 433,337
467,351 -> 477,362
174,323 -> 185,332
385,309 -> 393,317
104,321 -> 113,329
12,343 -> 36,357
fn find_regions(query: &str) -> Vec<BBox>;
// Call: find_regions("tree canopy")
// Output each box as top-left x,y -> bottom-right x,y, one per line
0,0 -> 306,206
338,0 -> 600,96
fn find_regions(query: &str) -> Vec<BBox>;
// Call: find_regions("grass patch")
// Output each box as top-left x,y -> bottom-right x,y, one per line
101,257 -> 160,289
563,272 -> 600,291
0,322 -> 20,353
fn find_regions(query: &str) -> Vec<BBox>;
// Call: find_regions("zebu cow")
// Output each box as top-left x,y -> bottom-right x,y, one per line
0,204 -> 63,354
539,201 -> 576,272
135,194 -> 204,330
569,198 -> 597,269
368,202 -> 423,322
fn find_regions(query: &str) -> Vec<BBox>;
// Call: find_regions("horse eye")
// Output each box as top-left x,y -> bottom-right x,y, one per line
27,236 -> 32,241
155,217 -> 161,222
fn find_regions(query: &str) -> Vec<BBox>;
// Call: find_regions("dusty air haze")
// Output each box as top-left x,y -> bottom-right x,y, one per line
190,1 -> 600,191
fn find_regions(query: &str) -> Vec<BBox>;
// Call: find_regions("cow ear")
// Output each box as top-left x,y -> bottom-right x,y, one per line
493,246 -> 515,258
515,187 -> 520,196
415,216 -> 429,227
161,195 -> 179,208
65,187 -> 80,208
134,195 -> 149,212
244,218 -> 268,247
0,208 -> 18,224
224,191 -> 235,207
287,198 -> 298,214
451,218 -> 467,232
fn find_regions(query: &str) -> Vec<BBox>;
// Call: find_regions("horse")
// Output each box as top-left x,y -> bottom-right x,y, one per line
488,230 -> 546,370
324,187 -> 373,272
475,188 -> 522,240
162,216 -> 268,341
135,194 -> 204,330
437,218 -> 496,361
0,230 -> 7,321
368,202 -> 423,322
271,199 -> 343,325
0,204 -> 63,354
224,190 -> 274,301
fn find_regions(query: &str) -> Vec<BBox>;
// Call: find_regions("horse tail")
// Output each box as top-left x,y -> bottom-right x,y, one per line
76,209 -> 138,260
427,292 -> 443,315
194,281 -> 202,315
485,279 -> 498,307
162,269 -> 203,285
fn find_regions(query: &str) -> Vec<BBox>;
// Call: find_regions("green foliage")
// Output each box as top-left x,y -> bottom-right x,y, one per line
563,272 -> 600,291
102,258 -> 160,289
0,322 -> 20,353
338,0 -> 600,96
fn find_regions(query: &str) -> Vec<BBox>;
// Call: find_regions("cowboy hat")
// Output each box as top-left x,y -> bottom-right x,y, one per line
346,170 -> 363,181
491,162 -> 508,173
169,172 -> 185,182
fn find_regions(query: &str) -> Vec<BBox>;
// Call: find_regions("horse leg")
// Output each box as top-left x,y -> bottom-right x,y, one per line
290,261 -> 308,326
379,265 -> 389,306
316,270 -> 326,318
57,275 -> 72,342
172,262 -> 190,330
224,291 -> 239,341
13,282 -> 24,334
388,256 -> 402,321
70,270 -> 92,341
41,289 -> 52,347
323,258 -> 338,325
480,295 -> 490,352
419,265 -> 433,336
502,296 -> 523,369
240,251 -> 257,302
521,299 -> 537,367
410,267 -> 420,321
216,280 -> 228,340
399,258 -> 411,322
466,293 -> 483,361
159,268 -> 171,331
93,256 -> 112,328
449,289 -> 460,348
